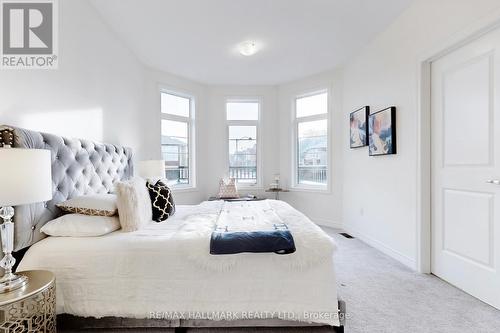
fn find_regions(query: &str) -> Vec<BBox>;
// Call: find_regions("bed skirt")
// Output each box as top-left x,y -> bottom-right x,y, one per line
57,300 -> 345,332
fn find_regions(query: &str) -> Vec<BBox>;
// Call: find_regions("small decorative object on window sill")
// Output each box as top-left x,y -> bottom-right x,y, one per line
270,173 -> 280,190
218,178 -> 239,199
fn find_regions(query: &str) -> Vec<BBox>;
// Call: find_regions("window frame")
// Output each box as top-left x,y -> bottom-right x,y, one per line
160,88 -> 196,191
291,89 -> 331,192
225,97 -> 263,189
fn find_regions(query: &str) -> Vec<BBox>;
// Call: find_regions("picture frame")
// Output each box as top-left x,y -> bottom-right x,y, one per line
368,106 -> 396,156
350,106 -> 369,148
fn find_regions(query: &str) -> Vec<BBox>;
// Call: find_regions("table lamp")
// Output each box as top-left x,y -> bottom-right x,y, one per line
138,160 -> 165,180
0,147 -> 52,293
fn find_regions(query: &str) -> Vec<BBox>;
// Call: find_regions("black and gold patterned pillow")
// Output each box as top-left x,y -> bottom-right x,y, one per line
146,180 -> 175,222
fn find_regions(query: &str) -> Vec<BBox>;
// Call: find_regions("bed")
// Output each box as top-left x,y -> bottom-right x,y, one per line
4,126 -> 344,332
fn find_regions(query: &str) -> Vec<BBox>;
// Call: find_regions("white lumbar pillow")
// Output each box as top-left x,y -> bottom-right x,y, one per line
56,194 -> 117,217
115,177 -> 153,232
41,214 -> 120,237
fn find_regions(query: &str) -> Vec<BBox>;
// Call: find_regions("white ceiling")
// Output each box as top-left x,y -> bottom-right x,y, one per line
90,0 -> 413,85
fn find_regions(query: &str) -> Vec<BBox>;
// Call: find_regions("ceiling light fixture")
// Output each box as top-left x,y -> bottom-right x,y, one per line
238,41 -> 258,56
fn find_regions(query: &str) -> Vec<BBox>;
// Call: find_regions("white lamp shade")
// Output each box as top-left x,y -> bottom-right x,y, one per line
137,160 -> 165,179
0,148 -> 52,206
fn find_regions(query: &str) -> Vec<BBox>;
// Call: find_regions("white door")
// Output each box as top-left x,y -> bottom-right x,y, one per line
431,27 -> 500,309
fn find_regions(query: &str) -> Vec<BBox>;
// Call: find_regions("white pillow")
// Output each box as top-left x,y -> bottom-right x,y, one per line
115,177 -> 153,232
41,214 -> 120,237
57,194 -> 117,217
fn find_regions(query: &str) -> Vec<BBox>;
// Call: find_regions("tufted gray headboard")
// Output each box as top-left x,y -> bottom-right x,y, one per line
1,126 -> 133,251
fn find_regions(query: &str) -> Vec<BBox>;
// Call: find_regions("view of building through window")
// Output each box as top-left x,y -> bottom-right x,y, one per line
161,92 -> 192,186
295,92 -> 328,186
227,101 -> 259,184
228,125 -> 257,183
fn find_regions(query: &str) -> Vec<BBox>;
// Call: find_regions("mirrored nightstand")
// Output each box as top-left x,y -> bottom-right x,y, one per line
0,270 -> 56,332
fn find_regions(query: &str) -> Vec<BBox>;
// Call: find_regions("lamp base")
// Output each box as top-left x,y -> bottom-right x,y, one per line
0,273 -> 28,293
0,206 -> 28,293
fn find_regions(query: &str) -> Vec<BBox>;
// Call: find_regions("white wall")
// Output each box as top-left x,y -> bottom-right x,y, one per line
277,70 -> 343,228
0,0 -> 145,155
340,0 -> 500,269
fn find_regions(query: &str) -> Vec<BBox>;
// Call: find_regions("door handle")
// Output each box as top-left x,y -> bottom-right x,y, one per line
486,179 -> 500,185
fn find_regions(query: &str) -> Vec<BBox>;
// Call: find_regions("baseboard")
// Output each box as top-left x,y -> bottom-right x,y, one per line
344,226 -> 416,270
311,217 -> 342,229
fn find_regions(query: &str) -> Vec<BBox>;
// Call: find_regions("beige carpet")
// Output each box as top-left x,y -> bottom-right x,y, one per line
60,227 -> 500,332
328,227 -> 500,333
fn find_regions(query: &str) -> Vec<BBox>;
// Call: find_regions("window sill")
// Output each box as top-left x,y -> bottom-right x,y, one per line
171,186 -> 198,193
288,186 -> 331,194
237,185 -> 264,191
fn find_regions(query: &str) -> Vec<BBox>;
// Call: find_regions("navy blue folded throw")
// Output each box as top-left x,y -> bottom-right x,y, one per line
210,229 -> 296,255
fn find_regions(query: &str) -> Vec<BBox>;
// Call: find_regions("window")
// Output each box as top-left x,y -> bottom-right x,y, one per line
226,100 -> 260,186
161,91 -> 195,188
294,91 -> 328,188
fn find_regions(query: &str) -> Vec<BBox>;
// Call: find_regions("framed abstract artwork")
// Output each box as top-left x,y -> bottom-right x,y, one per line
350,106 -> 369,148
368,106 -> 396,156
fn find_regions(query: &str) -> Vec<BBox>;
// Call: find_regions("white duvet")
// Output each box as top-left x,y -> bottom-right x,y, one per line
18,200 -> 340,326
